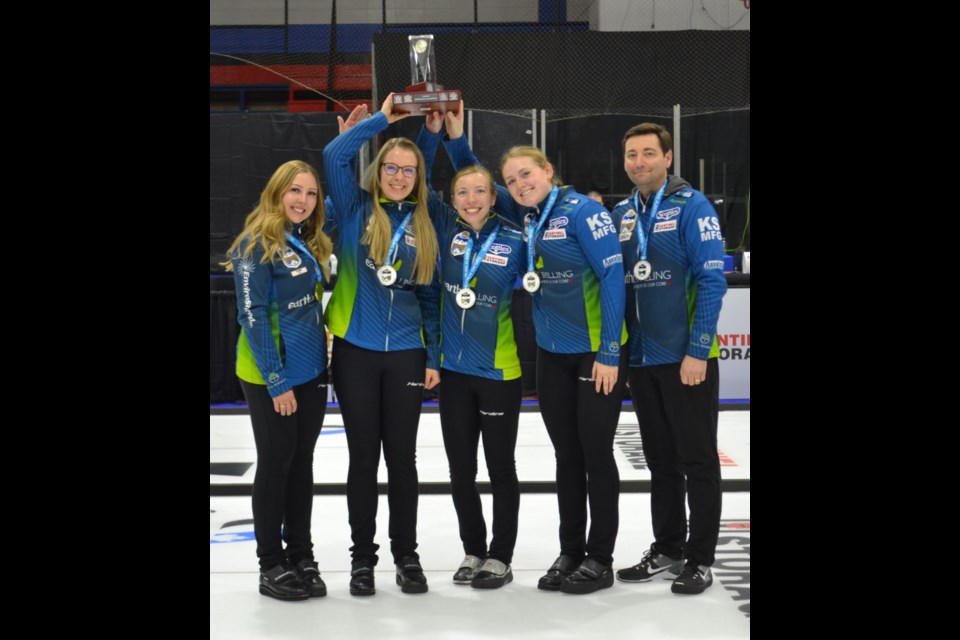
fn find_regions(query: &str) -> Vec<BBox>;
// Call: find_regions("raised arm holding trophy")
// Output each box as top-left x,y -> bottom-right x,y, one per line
391,35 -> 461,115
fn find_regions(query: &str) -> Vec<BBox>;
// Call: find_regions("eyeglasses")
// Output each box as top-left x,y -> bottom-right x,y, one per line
382,163 -> 417,178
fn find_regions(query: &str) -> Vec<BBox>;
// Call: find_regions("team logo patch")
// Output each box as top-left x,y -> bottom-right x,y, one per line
653,221 -> 677,233
548,216 -> 569,229
619,210 -> 638,241
451,231 -> 470,257
543,229 -> 566,240
656,207 -> 681,221
482,254 -> 508,266
280,248 -> 302,269
488,243 -> 512,255
699,333 -> 712,346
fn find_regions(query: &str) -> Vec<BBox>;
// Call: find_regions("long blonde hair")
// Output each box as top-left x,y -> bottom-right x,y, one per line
224,160 -> 333,281
362,138 -> 438,285
499,145 -> 562,186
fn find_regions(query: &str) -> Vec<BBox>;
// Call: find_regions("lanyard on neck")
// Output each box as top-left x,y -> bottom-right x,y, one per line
462,224 -> 502,289
633,179 -> 668,262
284,230 -> 322,283
384,211 -> 414,267
525,185 -> 560,273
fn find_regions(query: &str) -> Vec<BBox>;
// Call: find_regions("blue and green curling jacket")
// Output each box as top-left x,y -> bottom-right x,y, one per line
416,127 -> 525,381
441,134 -> 627,365
612,176 -> 727,367
322,112 -> 441,368
231,225 -> 327,397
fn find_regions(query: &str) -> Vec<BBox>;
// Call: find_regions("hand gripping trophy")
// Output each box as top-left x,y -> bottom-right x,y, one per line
391,35 -> 461,115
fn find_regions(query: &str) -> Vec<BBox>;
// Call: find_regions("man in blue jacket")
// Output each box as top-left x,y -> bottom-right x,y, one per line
611,123 -> 727,595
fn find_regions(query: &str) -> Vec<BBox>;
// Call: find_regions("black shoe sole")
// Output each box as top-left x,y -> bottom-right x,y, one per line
471,570 -> 513,590
349,586 -> 376,596
307,588 -> 327,597
396,574 -> 428,594
671,579 -> 712,595
259,585 -> 310,601
559,572 -> 614,594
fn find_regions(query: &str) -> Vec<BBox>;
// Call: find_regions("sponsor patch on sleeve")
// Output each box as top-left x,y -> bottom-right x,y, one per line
602,254 -> 623,268
653,220 -> 677,233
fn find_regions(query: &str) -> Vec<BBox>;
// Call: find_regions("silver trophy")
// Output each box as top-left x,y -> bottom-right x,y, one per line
392,35 -> 460,115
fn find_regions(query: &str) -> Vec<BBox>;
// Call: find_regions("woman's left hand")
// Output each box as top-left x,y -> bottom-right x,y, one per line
425,110 -> 443,134
424,368 -> 441,390
273,389 -> 298,416
592,362 -> 618,396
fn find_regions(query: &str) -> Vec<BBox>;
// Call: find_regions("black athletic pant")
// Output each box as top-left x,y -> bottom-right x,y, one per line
536,347 -> 629,567
240,372 -> 328,570
332,337 -> 426,565
438,369 -> 522,564
627,358 -> 721,566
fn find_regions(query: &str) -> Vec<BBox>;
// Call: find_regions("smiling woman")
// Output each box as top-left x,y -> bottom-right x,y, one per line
321,95 -> 447,595
222,159 -> 333,600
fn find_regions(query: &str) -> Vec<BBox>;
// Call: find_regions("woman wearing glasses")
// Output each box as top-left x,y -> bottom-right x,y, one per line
322,96 -> 442,596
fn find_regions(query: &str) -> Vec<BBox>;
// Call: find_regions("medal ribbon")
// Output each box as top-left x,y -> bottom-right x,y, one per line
525,185 -> 561,274
633,179 -> 668,263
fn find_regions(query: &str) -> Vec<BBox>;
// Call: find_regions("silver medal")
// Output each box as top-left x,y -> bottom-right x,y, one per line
377,265 -> 398,286
633,260 -> 653,281
522,271 -> 541,292
456,288 -> 476,309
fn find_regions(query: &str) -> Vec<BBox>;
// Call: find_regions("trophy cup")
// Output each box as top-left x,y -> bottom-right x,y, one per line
391,35 -> 461,115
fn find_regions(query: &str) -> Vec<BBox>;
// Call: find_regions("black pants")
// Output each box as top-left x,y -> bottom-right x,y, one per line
438,370 -> 522,564
332,337 -> 426,565
536,347 -> 629,567
628,359 -> 721,566
240,373 -> 328,570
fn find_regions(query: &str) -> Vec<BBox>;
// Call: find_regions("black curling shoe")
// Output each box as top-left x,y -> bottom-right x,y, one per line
293,558 -> 327,597
538,554 -> 581,591
259,563 -> 310,601
470,558 -> 513,590
395,556 -> 428,594
349,560 -> 376,596
559,557 -> 614,594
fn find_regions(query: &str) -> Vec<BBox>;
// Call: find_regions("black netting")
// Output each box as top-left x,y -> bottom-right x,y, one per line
372,30 -> 748,117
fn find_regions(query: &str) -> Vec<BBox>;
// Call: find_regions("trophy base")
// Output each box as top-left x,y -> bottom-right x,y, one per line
392,83 -> 461,115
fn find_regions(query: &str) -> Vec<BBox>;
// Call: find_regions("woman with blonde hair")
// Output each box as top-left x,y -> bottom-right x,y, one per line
224,159 -> 333,601
322,96 -> 442,596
